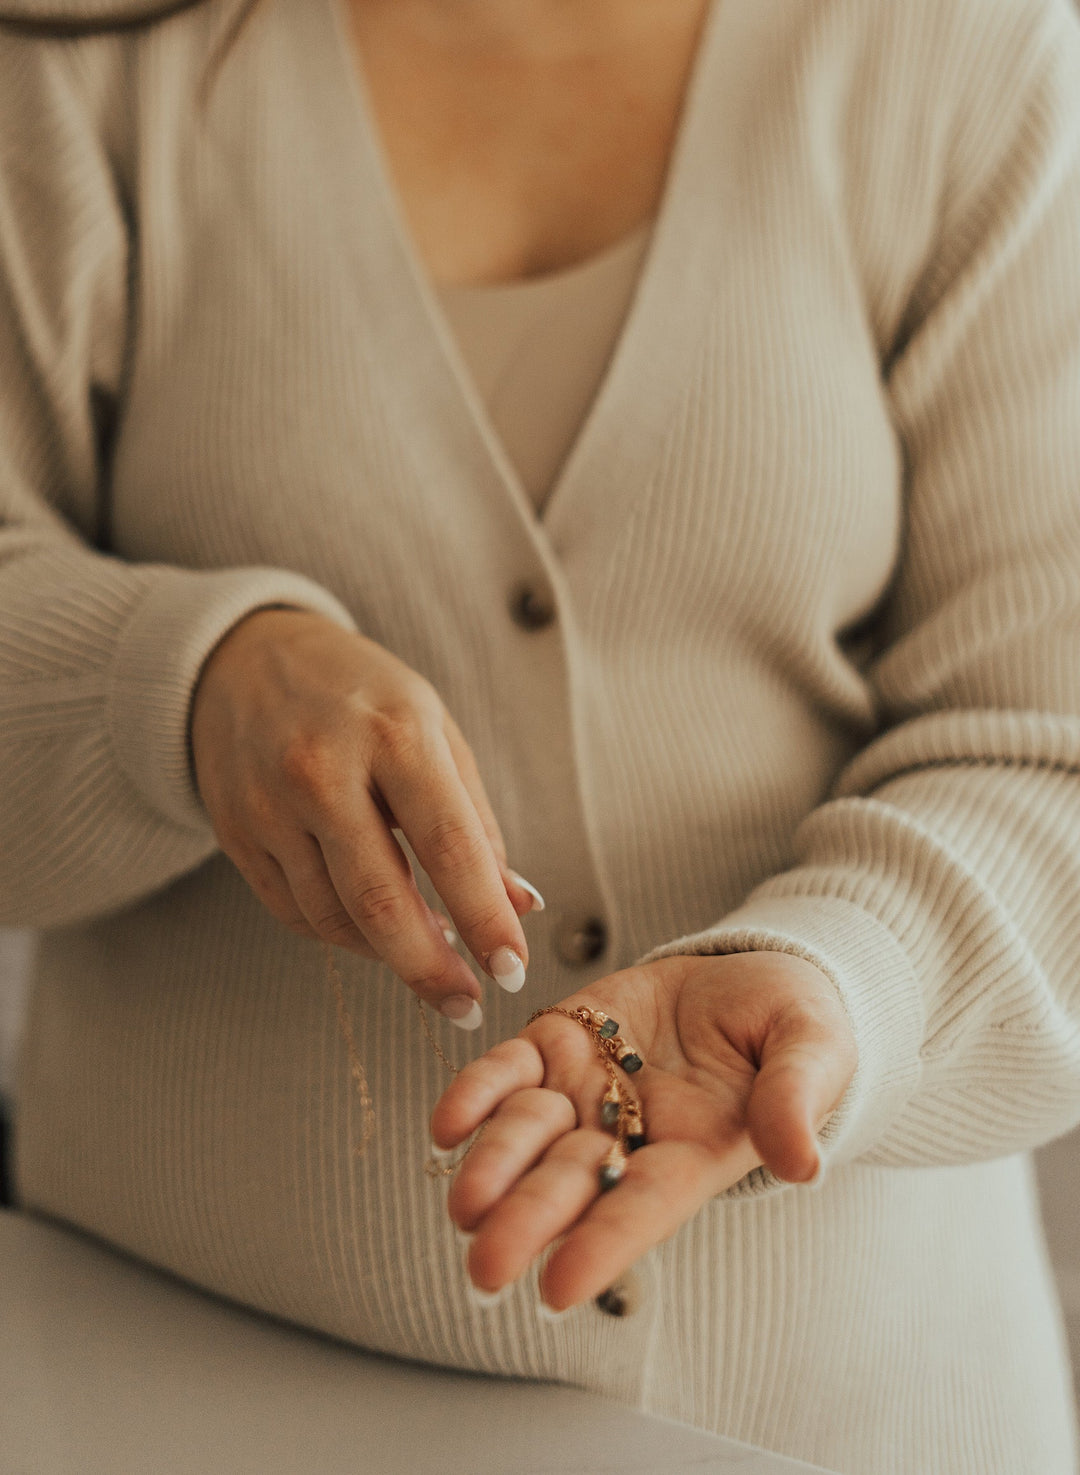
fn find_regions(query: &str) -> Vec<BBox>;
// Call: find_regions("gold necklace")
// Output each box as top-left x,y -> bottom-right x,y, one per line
324,941 -> 466,1176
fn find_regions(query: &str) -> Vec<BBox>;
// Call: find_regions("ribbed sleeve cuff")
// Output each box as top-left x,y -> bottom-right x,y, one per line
107,566 -> 358,834
635,895 -> 926,1199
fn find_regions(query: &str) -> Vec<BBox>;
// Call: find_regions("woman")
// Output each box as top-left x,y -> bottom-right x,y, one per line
1,0 -> 1079,1469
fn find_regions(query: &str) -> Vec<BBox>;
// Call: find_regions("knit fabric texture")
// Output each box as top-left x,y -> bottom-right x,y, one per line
2,0 -> 1080,1469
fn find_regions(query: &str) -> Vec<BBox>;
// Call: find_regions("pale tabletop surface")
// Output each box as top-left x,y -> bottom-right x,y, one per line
0,1208 -> 840,1475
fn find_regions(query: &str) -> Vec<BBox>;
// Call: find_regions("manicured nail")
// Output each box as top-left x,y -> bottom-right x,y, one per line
804,1152 -> 826,1189
536,1299 -> 572,1322
466,1281 -> 511,1310
453,1225 -> 474,1246
429,1138 -> 455,1162
439,995 -> 483,1030
434,913 -> 459,948
487,945 -> 526,994
508,870 -> 546,912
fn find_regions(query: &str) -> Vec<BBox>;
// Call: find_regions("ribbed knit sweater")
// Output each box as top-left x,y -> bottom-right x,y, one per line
3,0 -> 1080,1469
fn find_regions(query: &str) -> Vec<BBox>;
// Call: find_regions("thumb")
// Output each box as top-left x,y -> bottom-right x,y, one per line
744,1007 -> 852,1184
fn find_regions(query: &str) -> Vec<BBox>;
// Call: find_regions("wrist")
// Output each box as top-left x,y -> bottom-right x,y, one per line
188,603 -> 317,799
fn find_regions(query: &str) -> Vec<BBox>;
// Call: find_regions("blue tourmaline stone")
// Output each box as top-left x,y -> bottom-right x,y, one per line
620,1053 -> 643,1074
598,1018 -> 619,1039
600,1099 -> 620,1128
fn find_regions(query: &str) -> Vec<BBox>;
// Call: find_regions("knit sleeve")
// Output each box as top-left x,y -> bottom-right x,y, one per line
0,33 -> 357,929
636,0 -> 1080,1198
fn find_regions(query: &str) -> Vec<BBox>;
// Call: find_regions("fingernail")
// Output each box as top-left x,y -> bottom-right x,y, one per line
429,1138 -> 455,1162
487,945 -> 526,994
453,1225 -> 474,1246
466,1281 -> 512,1310
434,913 -> 460,948
508,870 -> 546,912
805,1152 -> 826,1190
536,1299 -> 573,1322
439,995 -> 483,1030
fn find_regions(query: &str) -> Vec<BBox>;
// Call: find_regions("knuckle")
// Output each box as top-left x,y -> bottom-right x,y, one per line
423,815 -> 487,872
241,786 -> 281,834
405,674 -> 445,722
511,1087 -> 572,1130
315,910 -> 362,946
369,705 -> 433,764
407,956 -> 469,997
457,1037 -> 532,1087
279,732 -> 337,798
347,877 -> 409,933
461,898 -> 508,938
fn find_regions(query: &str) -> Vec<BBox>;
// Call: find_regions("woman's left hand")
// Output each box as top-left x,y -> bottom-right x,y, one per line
431,951 -> 858,1311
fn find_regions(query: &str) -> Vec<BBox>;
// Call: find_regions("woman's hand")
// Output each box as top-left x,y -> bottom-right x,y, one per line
190,607 -> 541,1024
431,951 -> 858,1308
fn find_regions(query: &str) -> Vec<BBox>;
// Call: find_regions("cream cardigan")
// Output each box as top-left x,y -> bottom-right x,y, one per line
437,223 -> 654,510
2,0 -> 1080,1469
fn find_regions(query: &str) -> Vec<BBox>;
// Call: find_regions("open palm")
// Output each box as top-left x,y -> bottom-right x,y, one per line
431,950 -> 858,1311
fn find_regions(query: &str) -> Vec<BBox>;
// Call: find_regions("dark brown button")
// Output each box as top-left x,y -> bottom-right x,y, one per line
508,581 -> 556,631
555,916 -> 608,967
595,1269 -> 642,1318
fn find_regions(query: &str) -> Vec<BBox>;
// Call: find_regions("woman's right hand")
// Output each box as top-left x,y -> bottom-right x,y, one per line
189,607 -> 541,1028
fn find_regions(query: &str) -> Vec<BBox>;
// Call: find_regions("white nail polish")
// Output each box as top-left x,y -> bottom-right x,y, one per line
487,945 -> 526,994
536,1300 -> 572,1322
429,1139 -> 455,1162
439,996 -> 483,1030
442,927 -> 459,948
453,1225 -> 474,1246
805,1152 -> 827,1190
508,871 -> 546,912
466,1281 -> 512,1310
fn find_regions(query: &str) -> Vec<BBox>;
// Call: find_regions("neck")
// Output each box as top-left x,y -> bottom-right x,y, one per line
349,0 -> 678,58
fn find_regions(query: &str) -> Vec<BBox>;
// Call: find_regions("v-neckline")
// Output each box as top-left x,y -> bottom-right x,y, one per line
302,0 -> 727,545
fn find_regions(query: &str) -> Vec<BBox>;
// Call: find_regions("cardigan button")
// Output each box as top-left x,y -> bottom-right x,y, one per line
508,581 -> 556,631
555,916 -> 608,967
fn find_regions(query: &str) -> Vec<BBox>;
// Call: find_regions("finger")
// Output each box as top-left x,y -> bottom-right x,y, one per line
431,1036 -> 546,1147
441,717 -> 542,918
285,833 -> 454,957
745,1002 -> 855,1183
447,1087 -> 577,1231
273,831 -> 380,954
539,1141 -> 745,1310
370,723 -> 530,990
466,1129 -> 617,1294
315,797 -> 486,1013
440,714 -> 509,870
431,1009 -> 606,1148
231,842 -> 373,954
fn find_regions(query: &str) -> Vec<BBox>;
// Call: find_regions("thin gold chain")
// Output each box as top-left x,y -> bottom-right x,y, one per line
324,942 -> 376,1157
416,993 -> 459,1074
324,942 -> 470,1176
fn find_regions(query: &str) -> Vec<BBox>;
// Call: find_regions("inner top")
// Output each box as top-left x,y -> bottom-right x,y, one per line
436,221 -> 654,514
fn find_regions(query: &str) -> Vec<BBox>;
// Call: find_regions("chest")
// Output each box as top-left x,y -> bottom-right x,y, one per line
111,0 -> 914,711
341,0 -> 711,285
